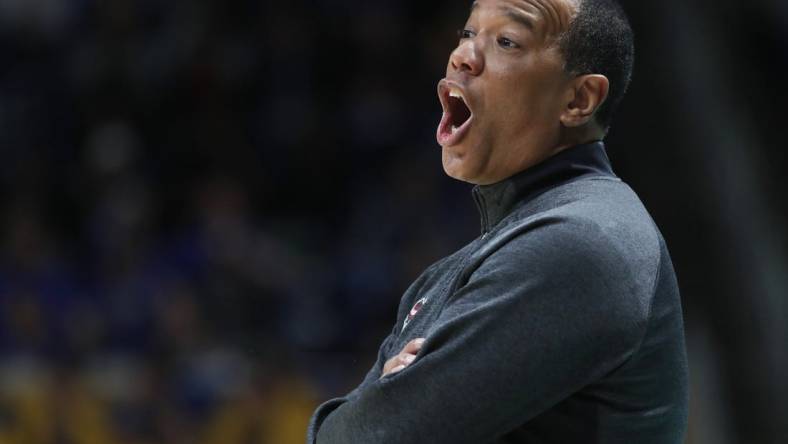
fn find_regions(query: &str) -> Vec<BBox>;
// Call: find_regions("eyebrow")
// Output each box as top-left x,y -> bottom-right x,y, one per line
502,8 -> 534,29
469,2 -> 534,30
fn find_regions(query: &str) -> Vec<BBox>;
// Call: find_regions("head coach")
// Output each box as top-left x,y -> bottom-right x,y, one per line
307,0 -> 689,442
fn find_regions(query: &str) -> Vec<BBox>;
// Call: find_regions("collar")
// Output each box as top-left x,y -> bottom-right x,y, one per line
471,141 -> 616,235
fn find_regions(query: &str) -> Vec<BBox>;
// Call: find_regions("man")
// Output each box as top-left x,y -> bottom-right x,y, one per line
308,0 -> 689,442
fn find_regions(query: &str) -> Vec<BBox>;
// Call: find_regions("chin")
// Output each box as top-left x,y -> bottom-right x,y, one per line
442,166 -> 471,183
441,149 -> 481,184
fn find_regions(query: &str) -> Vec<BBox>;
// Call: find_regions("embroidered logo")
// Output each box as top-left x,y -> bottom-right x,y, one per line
402,297 -> 428,332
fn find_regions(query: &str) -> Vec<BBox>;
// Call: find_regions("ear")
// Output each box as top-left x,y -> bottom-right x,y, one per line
560,74 -> 610,128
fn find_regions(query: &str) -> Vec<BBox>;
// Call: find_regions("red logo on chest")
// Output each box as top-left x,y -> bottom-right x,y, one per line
402,297 -> 428,331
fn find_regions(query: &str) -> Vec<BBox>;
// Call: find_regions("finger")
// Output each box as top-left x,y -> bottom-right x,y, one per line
383,356 -> 399,375
382,338 -> 426,377
402,337 -> 426,355
399,353 -> 416,366
381,364 -> 406,379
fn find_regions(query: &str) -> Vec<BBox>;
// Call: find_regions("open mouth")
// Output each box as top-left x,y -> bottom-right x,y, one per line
437,81 -> 474,147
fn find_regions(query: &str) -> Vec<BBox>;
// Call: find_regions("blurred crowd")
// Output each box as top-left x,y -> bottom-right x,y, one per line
0,0 -> 786,443
0,1 -> 474,443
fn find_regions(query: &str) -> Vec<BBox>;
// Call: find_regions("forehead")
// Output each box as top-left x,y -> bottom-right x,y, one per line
468,0 -> 577,39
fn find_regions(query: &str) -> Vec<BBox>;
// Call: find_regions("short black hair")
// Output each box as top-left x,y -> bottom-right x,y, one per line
559,0 -> 635,130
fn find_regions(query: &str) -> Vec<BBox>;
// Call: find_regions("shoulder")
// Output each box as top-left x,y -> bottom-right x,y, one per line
508,177 -> 662,263
486,177 -> 664,303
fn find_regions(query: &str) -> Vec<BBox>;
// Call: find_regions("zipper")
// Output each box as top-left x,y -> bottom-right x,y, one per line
472,187 -> 489,238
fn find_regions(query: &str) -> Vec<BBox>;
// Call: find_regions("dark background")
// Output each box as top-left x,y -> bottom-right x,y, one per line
0,1 -> 785,443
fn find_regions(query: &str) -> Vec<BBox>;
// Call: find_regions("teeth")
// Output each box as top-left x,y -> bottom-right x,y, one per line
451,125 -> 458,134
449,88 -> 464,101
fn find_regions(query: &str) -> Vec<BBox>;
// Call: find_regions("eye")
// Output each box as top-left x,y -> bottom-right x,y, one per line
497,37 -> 520,49
457,29 -> 476,41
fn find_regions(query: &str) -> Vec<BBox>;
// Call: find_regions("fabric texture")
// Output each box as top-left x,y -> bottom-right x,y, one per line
307,141 -> 689,444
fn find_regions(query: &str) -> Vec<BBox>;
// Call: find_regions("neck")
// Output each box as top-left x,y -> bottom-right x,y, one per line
555,123 -> 605,153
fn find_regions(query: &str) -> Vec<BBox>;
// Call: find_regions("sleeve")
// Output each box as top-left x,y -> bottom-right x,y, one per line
314,220 -> 654,444
306,325 -> 399,444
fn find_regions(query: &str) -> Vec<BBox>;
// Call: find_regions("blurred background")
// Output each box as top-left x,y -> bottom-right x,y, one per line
0,0 -> 785,443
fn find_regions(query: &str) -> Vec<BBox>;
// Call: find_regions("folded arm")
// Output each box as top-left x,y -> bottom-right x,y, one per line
315,221 -> 651,443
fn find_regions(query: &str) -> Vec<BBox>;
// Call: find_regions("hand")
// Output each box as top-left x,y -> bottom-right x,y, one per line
381,338 -> 425,378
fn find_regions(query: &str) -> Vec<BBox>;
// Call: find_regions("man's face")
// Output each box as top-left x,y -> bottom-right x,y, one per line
437,0 -> 578,185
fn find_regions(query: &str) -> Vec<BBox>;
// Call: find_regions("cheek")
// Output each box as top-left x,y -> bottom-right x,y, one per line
481,86 -> 525,135
491,85 -> 541,132
508,79 -> 564,129
486,73 -> 542,121
497,57 -> 565,118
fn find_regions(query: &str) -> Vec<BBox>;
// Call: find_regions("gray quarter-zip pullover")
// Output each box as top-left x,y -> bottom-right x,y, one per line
308,141 -> 689,444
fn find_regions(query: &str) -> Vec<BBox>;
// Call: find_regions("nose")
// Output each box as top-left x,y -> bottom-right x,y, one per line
449,39 -> 484,75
